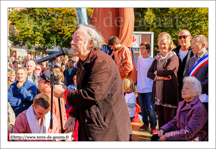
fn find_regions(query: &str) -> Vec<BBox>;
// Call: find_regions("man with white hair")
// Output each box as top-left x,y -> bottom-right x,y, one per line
8,67 -> 37,116
152,76 -> 208,141
184,35 -> 208,95
26,60 -> 39,86
53,24 -> 132,141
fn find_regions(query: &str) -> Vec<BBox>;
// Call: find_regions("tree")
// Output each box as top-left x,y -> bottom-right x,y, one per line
8,8 -> 79,53
134,8 -> 208,47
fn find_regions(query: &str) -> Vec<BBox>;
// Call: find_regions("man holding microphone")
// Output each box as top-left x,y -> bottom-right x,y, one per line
53,24 -> 132,141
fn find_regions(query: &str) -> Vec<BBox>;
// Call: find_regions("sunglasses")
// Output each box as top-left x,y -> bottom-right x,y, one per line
178,35 -> 190,39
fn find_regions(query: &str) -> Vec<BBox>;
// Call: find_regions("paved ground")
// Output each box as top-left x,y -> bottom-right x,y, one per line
131,121 -> 159,141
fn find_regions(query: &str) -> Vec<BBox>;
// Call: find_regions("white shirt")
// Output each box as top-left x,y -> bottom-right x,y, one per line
179,48 -> 188,62
136,56 -> 154,93
124,92 -> 136,117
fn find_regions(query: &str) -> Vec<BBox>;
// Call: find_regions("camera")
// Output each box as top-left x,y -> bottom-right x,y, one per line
54,75 -> 59,85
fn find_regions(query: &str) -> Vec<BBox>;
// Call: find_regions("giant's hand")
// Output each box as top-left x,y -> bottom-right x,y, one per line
53,85 -> 65,98
64,117 -> 76,133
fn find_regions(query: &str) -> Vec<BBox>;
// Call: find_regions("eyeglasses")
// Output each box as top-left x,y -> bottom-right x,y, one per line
191,43 -> 202,47
139,47 -> 146,50
178,35 -> 190,39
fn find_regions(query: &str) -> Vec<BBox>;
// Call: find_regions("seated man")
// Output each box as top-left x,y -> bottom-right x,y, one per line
151,76 -> 208,141
8,67 -> 37,117
38,71 -> 67,133
13,93 -> 58,134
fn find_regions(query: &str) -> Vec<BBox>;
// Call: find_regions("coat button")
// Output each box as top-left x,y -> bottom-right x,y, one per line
85,119 -> 87,123
88,137 -> 92,141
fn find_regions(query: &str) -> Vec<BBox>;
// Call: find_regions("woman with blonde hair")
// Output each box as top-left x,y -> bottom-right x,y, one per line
147,32 -> 179,128
8,69 -> 16,90
53,68 -> 64,84
158,32 -> 176,50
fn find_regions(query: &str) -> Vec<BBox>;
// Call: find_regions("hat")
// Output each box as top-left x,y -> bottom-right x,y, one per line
38,71 -> 50,82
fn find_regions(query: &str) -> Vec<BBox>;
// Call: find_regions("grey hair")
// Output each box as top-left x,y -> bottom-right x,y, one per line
15,66 -> 28,75
26,60 -> 36,67
193,35 -> 208,49
78,24 -> 104,50
183,76 -> 202,95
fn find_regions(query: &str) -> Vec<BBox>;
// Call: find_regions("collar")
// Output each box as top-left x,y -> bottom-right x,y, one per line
180,96 -> 200,111
80,49 -> 97,65
194,50 -> 207,60
16,79 -> 28,85
67,67 -> 73,71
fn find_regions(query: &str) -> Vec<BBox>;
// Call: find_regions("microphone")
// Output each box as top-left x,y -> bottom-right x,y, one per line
36,48 -> 73,64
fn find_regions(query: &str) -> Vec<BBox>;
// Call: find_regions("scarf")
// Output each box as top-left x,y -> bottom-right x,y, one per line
155,50 -> 176,62
26,105 -> 50,133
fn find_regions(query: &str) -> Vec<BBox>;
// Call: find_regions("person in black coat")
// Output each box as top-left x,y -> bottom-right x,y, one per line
63,59 -> 77,87
173,29 -> 194,102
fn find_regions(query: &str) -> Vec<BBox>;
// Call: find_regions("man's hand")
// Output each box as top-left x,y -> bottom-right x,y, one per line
64,117 -> 76,133
53,85 -> 65,98
16,82 -> 24,88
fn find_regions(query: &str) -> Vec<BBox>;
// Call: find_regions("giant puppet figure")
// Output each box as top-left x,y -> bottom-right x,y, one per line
90,8 -> 136,66
76,8 -> 136,65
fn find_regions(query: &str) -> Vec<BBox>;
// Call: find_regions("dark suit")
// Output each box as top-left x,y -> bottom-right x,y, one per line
184,51 -> 208,95
173,45 -> 194,101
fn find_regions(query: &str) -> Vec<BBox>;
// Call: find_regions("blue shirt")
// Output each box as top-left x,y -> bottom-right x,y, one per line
67,83 -> 77,90
8,80 -> 37,116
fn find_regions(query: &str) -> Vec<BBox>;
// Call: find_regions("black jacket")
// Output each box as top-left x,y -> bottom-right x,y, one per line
63,67 -> 77,86
173,45 -> 194,100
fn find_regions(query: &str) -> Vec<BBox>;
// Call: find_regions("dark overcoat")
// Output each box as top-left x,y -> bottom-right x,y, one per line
184,51 -> 208,95
67,49 -> 132,141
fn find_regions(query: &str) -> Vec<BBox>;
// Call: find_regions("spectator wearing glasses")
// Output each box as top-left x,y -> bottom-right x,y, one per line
136,42 -> 157,134
184,35 -> 208,95
34,64 -> 43,76
173,30 -> 194,102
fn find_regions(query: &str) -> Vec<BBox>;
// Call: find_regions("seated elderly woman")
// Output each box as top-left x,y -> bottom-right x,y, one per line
151,76 -> 208,141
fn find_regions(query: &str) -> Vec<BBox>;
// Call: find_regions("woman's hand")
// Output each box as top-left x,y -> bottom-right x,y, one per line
159,135 -> 166,141
156,75 -> 172,81
157,129 -> 164,137
163,75 -> 172,80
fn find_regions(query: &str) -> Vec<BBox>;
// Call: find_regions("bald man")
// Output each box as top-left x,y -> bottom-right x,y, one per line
26,60 -> 39,87
173,29 -> 194,102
